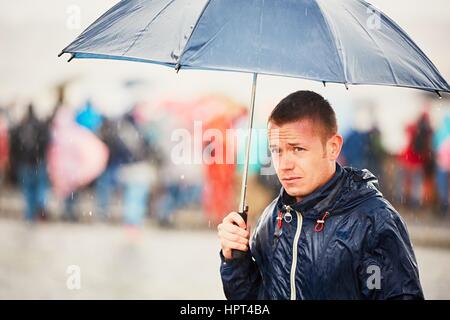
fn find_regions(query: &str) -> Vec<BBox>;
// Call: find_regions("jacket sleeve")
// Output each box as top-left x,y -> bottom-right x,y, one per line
219,250 -> 262,300
219,200 -> 277,300
359,206 -> 424,300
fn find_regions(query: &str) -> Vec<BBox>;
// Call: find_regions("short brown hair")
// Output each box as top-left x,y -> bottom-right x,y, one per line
268,91 -> 338,143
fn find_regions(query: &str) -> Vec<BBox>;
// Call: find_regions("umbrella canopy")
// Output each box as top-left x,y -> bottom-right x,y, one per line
60,0 -> 449,94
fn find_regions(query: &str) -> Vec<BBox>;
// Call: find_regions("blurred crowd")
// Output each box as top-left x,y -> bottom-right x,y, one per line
0,88 -> 259,229
340,97 -> 450,218
0,89 -> 449,231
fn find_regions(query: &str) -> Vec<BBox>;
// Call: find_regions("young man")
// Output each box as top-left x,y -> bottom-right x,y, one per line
217,91 -> 424,300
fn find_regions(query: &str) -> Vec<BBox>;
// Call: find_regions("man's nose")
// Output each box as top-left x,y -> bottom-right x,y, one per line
279,153 -> 295,171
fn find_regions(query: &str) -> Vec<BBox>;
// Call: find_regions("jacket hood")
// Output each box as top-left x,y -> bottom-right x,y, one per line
277,163 -> 382,220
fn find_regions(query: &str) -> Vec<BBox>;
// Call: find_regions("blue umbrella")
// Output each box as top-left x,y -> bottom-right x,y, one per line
59,0 -> 450,236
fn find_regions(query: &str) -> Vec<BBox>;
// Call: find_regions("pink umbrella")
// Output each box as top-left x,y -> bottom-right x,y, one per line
47,107 -> 109,198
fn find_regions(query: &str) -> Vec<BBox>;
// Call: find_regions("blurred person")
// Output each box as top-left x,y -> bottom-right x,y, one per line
116,111 -> 157,229
203,114 -> 238,226
343,125 -> 386,188
342,128 -> 371,168
366,125 -> 386,185
395,112 -> 434,208
0,110 -> 9,185
203,102 -> 251,227
342,103 -> 386,187
433,114 -> 450,217
146,113 -> 203,228
9,104 -> 50,222
95,119 -> 131,220
152,117 -> 203,228
154,164 -> 203,228
118,162 -> 156,228
218,91 -> 423,300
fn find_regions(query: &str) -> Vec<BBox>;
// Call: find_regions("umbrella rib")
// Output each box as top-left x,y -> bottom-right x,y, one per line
176,0 -> 214,69
315,0 -> 348,84
343,7 -> 399,86
122,0 -> 177,57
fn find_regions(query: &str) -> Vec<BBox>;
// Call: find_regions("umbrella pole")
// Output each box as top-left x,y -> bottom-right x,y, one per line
232,73 -> 257,259
239,73 -> 258,215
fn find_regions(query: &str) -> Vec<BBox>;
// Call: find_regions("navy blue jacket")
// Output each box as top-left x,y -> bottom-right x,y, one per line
220,164 -> 424,300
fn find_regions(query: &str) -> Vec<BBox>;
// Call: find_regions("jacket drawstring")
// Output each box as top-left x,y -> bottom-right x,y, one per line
314,211 -> 330,232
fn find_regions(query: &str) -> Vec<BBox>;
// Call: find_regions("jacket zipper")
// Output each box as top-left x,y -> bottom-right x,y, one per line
286,205 -> 303,300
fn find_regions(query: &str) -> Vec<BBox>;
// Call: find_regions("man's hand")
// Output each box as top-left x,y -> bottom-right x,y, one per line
218,212 -> 250,260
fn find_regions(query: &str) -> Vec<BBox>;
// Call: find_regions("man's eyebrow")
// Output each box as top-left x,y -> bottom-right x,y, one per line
287,142 -> 306,147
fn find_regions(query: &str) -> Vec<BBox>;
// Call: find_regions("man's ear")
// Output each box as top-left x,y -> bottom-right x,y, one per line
327,134 -> 343,160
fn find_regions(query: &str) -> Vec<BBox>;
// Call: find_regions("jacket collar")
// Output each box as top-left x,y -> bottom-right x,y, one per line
277,162 -> 344,219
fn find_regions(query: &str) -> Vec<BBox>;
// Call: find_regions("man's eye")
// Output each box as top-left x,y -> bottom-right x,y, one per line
294,147 -> 306,152
270,148 -> 280,154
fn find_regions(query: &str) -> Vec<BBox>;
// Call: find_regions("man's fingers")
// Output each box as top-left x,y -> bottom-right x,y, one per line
221,238 -> 248,252
224,212 -> 247,229
218,212 -> 251,259
219,222 -> 249,239
218,228 -> 249,245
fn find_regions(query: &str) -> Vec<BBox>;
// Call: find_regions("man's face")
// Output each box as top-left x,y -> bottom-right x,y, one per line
268,119 -> 342,201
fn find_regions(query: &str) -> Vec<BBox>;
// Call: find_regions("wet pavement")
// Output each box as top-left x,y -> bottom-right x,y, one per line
0,219 -> 223,299
0,218 -> 449,299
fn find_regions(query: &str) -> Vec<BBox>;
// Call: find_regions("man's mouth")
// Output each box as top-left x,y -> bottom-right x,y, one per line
281,176 -> 302,183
